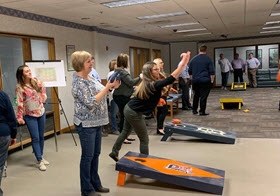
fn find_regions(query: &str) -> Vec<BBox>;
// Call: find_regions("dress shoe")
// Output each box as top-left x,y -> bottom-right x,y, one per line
96,186 -> 110,193
126,138 -> 136,141
109,152 -> 119,162
199,112 -> 209,116
81,192 -> 101,196
192,110 -> 198,115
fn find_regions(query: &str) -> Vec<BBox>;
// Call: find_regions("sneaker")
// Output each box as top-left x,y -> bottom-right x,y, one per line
112,130 -> 120,135
42,158 -> 50,165
38,161 -> 46,171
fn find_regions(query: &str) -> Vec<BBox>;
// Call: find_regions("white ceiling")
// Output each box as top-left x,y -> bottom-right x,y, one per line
1,0 -> 280,43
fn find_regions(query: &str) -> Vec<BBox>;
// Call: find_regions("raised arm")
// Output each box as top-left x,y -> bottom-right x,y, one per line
171,51 -> 191,79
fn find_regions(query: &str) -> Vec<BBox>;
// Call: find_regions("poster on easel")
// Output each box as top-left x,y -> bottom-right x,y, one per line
25,60 -> 66,87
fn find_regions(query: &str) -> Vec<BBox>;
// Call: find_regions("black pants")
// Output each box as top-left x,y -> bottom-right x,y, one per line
192,82 -> 211,113
233,69 -> 243,83
156,96 -> 168,130
179,77 -> 191,109
113,95 -> 131,133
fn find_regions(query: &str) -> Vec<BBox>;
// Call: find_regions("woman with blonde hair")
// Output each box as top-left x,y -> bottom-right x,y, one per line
109,51 -> 191,162
71,51 -> 120,196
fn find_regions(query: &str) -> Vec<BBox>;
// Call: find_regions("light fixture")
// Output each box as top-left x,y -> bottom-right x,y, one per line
183,32 -> 211,37
160,22 -> 199,28
270,12 -> 280,16
176,28 -> 207,33
100,0 -> 164,8
137,11 -> 188,20
260,30 -> 280,34
265,20 -> 280,25
262,26 -> 280,30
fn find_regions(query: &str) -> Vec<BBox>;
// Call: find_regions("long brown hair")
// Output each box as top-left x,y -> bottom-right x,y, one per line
133,62 -> 157,100
16,65 -> 42,93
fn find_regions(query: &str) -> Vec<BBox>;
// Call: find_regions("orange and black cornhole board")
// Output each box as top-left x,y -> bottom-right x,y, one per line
162,122 -> 236,144
116,151 -> 225,195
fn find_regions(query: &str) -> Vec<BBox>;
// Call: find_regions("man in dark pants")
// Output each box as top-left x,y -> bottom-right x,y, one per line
179,64 -> 192,110
188,45 -> 215,116
0,90 -> 17,196
231,53 -> 246,83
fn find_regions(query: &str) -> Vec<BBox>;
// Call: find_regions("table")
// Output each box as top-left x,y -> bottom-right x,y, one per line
166,94 -> 182,118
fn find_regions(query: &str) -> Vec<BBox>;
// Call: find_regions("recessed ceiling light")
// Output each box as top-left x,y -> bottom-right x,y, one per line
176,28 -> 207,33
262,26 -> 280,30
265,20 -> 280,25
260,30 -> 280,34
160,22 -> 199,28
100,0 -> 164,8
270,12 -> 280,16
184,32 -> 212,37
137,11 -> 188,20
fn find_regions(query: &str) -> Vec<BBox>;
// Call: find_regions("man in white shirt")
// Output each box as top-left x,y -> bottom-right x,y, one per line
246,53 -> 260,88
218,53 -> 233,90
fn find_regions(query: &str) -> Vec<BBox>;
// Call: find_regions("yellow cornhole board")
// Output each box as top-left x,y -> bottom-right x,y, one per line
219,98 -> 243,110
231,82 -> 246,91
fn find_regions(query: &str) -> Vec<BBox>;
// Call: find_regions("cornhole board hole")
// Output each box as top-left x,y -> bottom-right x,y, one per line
162,122 -> 236,144
116,151 -> 225,195
231,82 -> 246,91
220,97 -> 243,110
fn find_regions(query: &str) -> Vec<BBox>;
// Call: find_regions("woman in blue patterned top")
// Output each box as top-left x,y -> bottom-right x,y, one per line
71,51 -> 120,196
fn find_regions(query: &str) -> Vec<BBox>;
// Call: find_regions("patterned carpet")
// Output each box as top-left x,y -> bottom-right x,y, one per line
146,87 -> 280,138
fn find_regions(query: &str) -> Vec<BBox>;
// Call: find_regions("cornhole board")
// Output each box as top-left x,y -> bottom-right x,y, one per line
116,151 -> 225,195
162,122 -> 236,144
231,82 -> 246,91
220,97 -> 243,110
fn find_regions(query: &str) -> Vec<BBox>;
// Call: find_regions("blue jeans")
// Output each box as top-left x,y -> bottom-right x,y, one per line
24,113 -> 46,162
109,100 -> 118,131
0,135 -> 10,196
75,124 -> 102,195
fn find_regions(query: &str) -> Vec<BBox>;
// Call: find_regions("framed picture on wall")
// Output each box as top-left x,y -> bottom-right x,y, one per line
66,45 -> 75,71
269,48 -> 278,68
245,49 -> 262,69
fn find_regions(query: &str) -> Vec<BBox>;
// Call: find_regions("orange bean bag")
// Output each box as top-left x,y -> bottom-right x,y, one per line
172,119 -> 181,124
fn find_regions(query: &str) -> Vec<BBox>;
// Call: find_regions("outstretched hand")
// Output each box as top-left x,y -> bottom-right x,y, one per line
180,51 -> 191,65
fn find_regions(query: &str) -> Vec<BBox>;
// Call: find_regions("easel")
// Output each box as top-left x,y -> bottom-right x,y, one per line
52,87 -> 77,146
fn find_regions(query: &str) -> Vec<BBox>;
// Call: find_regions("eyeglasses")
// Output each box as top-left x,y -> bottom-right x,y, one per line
152,68 -> 160,71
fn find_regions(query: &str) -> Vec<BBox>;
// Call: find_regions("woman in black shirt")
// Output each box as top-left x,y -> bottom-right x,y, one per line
109,51 -> 191,162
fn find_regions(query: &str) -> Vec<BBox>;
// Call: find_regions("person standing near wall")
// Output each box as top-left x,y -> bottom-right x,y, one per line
0,90 -> 17,196
246,53 -> 260,88
231,53 -> 246,83
189,45 -> 215,116
106,59 -> 120,135
71,51 -> 120,196
178,62 -> 192,110
16,65 -> 49,171
218,53 -> 233,90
